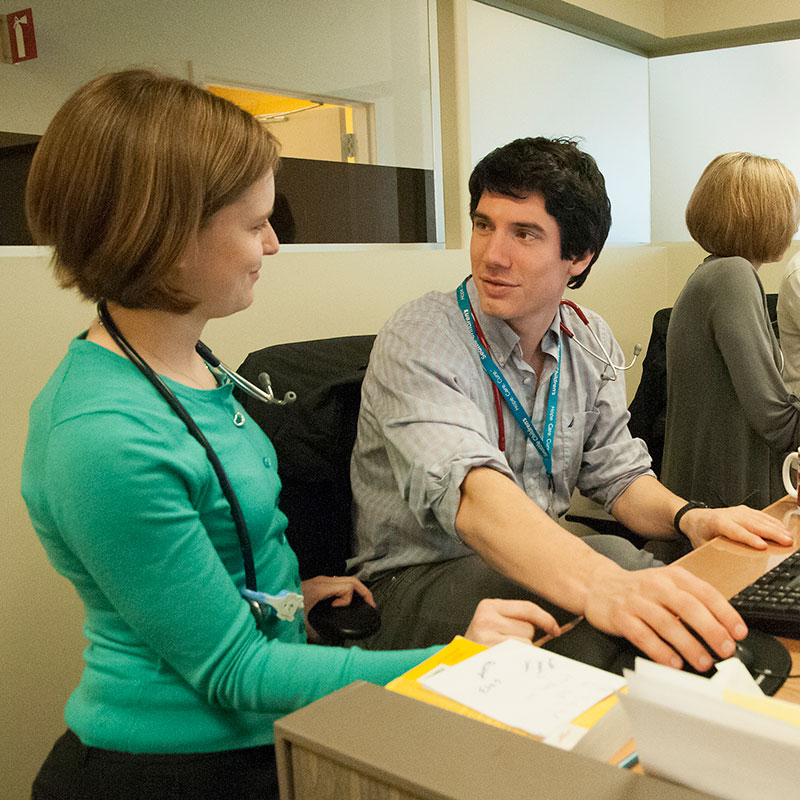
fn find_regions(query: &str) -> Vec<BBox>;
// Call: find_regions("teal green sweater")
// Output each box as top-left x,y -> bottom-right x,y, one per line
22,338 -> 436,753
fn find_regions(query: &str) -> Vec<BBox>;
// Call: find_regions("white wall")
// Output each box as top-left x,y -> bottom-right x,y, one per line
0,0 -> 434,170
466,1 -> 652,243
466,4 -> 800,249
649,38 -> 800,243
6,1 -> 800,795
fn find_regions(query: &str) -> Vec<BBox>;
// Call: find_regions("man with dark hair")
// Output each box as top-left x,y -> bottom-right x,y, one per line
350,137 -> 791,670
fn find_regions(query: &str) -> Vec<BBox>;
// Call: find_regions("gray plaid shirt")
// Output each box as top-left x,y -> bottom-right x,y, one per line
348,281 -> 652,582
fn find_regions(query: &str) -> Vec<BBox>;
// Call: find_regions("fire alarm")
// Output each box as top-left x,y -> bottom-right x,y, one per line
1,7 -> 37,64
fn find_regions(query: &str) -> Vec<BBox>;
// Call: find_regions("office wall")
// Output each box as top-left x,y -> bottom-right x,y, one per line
515,0 -> 800,39
467,1 -> 651,243
4,1 -> 800,796
664,0 -> 800,38
468,4 -> 800,250
7,246 -> 793,791
650,38 -> 800,243
2,240 -> 667,798
571,0 -> 664,36
0,0 -> 433,170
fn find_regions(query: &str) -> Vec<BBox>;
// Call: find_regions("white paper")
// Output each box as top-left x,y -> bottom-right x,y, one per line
712,657 -> 765,697
624,655 -> 763,699
418,639 -> 625,738
619,657 -> 800,800
540,723 -> 590,751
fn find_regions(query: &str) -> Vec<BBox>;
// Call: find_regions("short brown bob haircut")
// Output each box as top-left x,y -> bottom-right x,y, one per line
26,69 -> 280,312
685,152 -> 799,266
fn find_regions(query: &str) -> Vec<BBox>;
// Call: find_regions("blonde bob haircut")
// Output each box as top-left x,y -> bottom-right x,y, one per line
26,69 -> 280,312
685,152 -> 799,266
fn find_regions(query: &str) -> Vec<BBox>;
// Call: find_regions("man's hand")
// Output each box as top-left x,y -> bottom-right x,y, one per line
456,469 -> 752,669
614,476 -> 794,551
679,505 -> 793,550
583,563 -> 747,671
463,598 -> 561,647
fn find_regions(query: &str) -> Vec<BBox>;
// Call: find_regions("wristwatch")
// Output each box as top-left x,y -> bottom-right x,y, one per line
673,500 -> 709,537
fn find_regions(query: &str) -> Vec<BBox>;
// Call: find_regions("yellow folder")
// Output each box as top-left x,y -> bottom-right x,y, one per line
386,636 -> 620,740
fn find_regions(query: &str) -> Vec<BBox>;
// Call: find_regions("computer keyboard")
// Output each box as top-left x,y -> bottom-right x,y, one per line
729,548 -> 800,638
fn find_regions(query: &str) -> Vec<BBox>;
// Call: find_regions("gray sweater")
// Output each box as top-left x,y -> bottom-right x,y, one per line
662,255 -> 800,508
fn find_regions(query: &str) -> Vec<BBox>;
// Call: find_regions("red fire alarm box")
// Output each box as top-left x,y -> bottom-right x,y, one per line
1,7 -> 37,64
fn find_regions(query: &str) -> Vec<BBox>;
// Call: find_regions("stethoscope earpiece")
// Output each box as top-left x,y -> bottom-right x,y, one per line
256,372 -> 297,406
559,299 -> 641,380
193,340 -> 296,405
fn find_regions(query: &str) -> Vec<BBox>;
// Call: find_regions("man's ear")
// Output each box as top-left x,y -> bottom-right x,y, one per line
569,251 -> 594,278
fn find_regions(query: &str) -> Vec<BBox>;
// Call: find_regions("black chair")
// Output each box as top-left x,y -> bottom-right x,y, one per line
627,307 -> 671,479
767,292 -> 779,340
566,307 -> 671,546
235,335 -> 379,642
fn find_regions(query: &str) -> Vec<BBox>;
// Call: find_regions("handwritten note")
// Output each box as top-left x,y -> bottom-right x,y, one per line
418,639 -> 625,738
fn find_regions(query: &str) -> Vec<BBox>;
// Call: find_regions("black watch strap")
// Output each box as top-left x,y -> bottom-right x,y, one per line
673,501 -> 708,536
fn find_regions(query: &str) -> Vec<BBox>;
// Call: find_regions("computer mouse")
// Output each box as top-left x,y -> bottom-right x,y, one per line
681,630 -> 755,676
558,620 -> 790,696
307,592 -> 381,641
733,638 -> 755,669
611,627 -> 786,692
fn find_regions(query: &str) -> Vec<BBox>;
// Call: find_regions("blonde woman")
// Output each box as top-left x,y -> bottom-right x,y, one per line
662,152 -> 800,510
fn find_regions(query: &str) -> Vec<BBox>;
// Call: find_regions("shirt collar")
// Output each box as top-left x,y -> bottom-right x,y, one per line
465,279 -> 561,366
541,312 -> 562,359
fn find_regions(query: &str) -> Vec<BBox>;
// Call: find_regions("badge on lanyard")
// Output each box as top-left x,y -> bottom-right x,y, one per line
456,278 -> 561,492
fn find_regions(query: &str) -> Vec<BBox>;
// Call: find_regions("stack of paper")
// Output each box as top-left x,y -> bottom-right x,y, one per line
414,638 -> 625,740
619,657 -> 800,800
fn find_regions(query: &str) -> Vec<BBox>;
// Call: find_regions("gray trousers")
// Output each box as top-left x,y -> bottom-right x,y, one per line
361,534 -> 659,671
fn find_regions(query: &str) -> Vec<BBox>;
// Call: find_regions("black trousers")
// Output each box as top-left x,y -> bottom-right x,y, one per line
32,729 -> 279,800
361,534 -> 658,657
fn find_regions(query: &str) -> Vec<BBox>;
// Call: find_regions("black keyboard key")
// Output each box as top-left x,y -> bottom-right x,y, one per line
730,550 -> 800,639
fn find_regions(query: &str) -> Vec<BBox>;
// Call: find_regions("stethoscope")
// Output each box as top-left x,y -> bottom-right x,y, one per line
194,340 -> 297,407
96,300 -> 302,625
558,298 -> 642,381
459,278 -> 641,452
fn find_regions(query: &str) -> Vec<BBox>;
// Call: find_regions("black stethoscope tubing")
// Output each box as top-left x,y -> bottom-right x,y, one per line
97,300 -> 264,590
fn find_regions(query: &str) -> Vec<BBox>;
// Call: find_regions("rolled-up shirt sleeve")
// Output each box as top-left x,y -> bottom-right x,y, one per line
365,315 -> 514,538
349,288 -> 653,581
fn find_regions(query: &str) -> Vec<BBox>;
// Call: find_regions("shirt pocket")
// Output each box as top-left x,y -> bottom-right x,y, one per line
559,410 -> 600,488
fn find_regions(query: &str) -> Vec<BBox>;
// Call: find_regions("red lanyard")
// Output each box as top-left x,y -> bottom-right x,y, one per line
470,310 -> 506,451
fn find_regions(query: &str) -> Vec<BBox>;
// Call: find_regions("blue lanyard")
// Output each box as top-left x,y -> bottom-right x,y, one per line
457,278 -> 561,477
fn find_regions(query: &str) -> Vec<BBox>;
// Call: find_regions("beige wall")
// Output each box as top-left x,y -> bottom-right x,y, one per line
1,240 -> 669,797
569,0 -> 665,36
4,230 -> 798,800
665,0 -> 800,38
559,0 -> 800,38
4,1 -> 800,796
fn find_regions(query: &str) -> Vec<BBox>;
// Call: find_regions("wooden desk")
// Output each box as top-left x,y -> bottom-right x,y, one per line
275,681 -> 717,800
677,495 -> 800,703
275,499 -> 800,799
